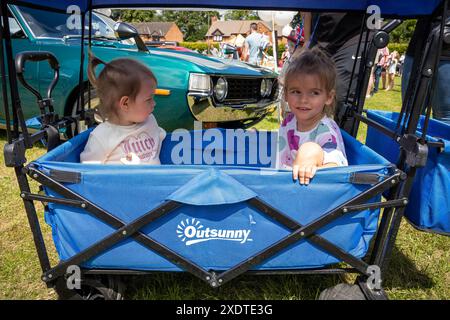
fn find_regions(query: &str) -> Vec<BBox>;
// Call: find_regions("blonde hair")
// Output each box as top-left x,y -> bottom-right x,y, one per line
88,51 -> 157,120
283,47 -> 337,117
393,50 -> 400,60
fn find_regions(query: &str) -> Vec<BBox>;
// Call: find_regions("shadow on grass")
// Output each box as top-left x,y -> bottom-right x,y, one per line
383,245 -> 434,291
125,240 -> 436,300
127,272 -> 343,300
0,129 -> 8,140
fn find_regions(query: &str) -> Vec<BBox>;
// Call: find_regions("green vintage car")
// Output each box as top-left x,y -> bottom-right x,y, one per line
0,5 -> 279,132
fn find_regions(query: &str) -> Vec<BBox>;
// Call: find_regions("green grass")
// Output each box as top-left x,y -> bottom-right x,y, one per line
0,76 -> 448,299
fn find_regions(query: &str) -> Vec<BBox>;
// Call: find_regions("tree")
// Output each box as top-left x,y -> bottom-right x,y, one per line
290,12 -> 303,28
224,10 -> 259,21
160,10 -> 220,42
390,19 -> 416,44
110,9 -> 219,42
113,9 -> 157,23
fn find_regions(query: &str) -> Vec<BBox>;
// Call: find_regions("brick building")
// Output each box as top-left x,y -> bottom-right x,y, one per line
205,18 -> 285,47
132,22 -> 183,43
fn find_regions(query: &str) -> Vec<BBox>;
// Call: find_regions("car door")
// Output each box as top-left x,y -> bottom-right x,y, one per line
0,8 -> 41,125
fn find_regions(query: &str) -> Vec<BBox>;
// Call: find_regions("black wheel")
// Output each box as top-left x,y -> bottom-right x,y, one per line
57,276 -> 125,300
318,283 -> 367,300
66,87 -> 103,139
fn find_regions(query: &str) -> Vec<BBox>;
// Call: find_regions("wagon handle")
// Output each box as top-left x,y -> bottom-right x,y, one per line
15,51 -> 59,100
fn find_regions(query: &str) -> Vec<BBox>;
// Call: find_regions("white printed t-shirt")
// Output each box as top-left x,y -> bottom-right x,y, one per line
277,113 -> 348,169
80,114 -> 166,164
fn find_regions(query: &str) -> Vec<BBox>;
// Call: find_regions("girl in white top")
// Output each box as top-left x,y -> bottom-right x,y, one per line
80,53 -> 166,164
278,47 -> 348,184
386,51 -> 400,91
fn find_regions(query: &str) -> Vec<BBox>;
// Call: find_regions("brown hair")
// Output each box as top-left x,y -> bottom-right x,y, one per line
88,51 -> 157,120
283,47 -> 337,117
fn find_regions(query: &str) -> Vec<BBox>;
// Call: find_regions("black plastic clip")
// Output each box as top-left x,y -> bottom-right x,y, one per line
3,140 -> 27,167
350,173 -> 382,185
399,134 -> 428,168
49,169 -> 81,184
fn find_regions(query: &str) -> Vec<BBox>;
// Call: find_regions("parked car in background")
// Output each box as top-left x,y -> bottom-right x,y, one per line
145,41 -> 196,53
0,5 -> 279,132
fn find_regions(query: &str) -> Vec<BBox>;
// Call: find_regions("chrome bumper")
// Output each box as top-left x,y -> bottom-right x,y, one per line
187,94 -> 278,123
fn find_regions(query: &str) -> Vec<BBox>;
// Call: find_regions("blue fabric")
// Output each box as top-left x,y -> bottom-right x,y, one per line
5,0 -> 81,12
5,0 -> 443,17
25,117 -> 42,130
167,168 -> 257,205
159,128 -> 277,168
401,54 -> 413,102
374,65 -> 383,93
366,110 -> 450,235
431,60 -> 450,123
35,128 -> 392,271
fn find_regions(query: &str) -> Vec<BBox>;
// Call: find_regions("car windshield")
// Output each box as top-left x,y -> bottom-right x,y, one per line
16,5 -> 119,40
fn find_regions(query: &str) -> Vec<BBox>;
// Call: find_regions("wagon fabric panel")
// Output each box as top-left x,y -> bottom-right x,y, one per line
366,110 -> 450,235
33,128 -> 392,271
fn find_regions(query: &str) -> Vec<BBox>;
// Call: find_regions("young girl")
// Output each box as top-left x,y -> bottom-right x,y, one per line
386,51 -> 400,91
278,47 -> 348,184
80,53 -> 166,164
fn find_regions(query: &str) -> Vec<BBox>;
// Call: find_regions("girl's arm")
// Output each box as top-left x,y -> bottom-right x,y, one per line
292,142 -> 323,185
292,142 -> 343,184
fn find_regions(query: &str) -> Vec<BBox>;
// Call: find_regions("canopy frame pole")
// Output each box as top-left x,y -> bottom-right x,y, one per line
0,2 -> 13,144
1,0 -> 31,147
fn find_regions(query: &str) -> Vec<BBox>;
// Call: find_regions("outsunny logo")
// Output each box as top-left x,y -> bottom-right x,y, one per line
176,218 -> 252,246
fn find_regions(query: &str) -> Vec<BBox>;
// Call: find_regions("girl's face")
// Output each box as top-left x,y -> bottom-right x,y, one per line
120,78 -> 156,125
285,73 -> 334,132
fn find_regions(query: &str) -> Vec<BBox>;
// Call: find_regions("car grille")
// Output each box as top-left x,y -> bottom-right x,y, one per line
211,77 -> 278,106
225,78 -> 261,103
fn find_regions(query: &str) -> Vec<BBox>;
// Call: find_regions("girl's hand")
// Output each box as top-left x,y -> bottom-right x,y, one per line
292,142 -> 324,185
293,164 -> 318,185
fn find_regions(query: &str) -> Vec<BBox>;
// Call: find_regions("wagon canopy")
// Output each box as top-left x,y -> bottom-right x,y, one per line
4,0 -> 444,17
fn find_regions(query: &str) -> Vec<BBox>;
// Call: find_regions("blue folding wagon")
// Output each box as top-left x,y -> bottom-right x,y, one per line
2,0 -> 448,300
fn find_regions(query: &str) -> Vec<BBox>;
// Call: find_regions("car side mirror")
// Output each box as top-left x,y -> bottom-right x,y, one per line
222,43 -> 236,55
114,22 -> 148,52
11,29 -> 26,39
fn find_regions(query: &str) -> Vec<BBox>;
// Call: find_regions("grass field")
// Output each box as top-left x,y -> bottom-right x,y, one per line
0,77 -> 449,300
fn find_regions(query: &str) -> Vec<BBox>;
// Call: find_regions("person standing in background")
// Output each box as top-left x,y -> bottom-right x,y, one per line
386,51 -> 399,91
302,12 -> 373,132
373,46 -> 390,94
242,22 -> 264,65
402,17 -> 450,124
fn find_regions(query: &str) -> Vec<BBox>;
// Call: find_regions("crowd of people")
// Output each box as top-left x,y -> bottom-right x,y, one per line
207,22 -> 275,67
366,48 -> 404,98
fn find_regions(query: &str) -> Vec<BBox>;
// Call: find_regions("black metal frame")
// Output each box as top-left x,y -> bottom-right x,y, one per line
22,163 -> 405,297
1,0 -> 447,300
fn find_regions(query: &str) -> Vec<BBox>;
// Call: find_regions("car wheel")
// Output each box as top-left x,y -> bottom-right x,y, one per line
66,87 -> 102,139
57,275 -> 125,300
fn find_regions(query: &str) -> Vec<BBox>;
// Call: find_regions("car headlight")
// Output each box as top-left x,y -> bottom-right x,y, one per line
260,79 -> 268,97
260,79 -> 273,97
189,73 -> 211,94
214,77 -> 228,102
265,79 -> 273,97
